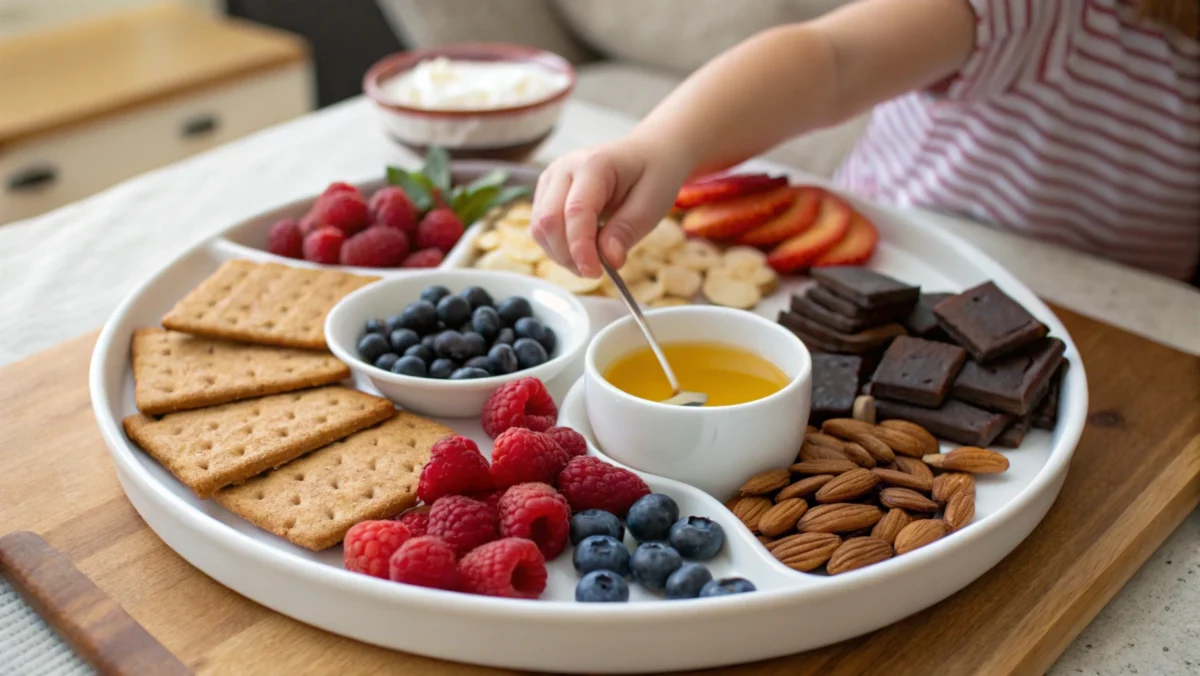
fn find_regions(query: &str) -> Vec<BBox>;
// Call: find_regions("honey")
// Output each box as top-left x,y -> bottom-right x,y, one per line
602,342 -> 790,407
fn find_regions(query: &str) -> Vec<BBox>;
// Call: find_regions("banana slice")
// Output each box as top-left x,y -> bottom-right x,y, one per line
669,239 -> 723,271
721,246 -> 769,273
504,201 -> 534,225
499,231 -> 546,263
648,296 -> 691,308
657,265 -> 703,298
476,249 -> 534,276
598,275 -> 622,299
618,256 -> 648,284
702,274 -> 762,309
535,259 -> 604,294
476,230 -> 504,252
629,278 -> 666,304
640,217 -> 686,255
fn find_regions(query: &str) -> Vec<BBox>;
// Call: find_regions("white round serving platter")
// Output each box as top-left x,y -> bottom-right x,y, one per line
90,160 -> 1087,673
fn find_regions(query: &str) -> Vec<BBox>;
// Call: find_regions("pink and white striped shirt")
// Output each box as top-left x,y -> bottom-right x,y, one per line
835,0 -> 1200,280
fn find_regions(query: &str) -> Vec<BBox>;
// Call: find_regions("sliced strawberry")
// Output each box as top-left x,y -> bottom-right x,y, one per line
766,194 -> 852,274
811,213 -> 879,266
680,186 -> 796,240
674,174 -> 788,209
736,187 -> 821,246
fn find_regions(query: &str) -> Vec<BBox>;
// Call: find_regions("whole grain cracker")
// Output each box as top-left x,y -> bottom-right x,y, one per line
123,386 -> 394,498
161,260 -> 378,349
131,328 -> 350,415
216,412 -> 452,550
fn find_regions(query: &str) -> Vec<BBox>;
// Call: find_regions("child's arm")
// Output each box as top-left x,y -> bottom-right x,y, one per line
532,0 -> 977,277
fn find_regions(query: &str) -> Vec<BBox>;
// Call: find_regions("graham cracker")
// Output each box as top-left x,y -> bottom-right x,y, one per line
215,412 -> 452,551
123,386 -> 394,498
131,328 -> 351,415
161,260 -> 378,350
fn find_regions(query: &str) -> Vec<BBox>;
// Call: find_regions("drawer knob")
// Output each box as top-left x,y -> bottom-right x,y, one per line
181,114 -> 220,138
6,165 -> 58,192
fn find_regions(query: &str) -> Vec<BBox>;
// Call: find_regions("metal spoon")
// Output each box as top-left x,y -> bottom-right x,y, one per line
597,251 -> 708,407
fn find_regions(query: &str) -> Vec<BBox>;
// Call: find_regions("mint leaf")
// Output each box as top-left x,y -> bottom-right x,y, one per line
386,166 -> 433,212
421,147 -> 451,193
454,186 -> 501,226
465,169 -> 509,192
490,185 -> 533,208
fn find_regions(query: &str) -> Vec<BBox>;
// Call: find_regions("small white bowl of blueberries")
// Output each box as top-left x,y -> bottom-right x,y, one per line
325,269 -> 591,417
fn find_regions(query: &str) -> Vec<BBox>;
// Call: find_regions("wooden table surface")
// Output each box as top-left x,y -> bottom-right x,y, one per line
1,305 -> 1197,675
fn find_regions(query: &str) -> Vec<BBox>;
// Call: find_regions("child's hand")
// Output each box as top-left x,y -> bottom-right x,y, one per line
531,136 -> 692,278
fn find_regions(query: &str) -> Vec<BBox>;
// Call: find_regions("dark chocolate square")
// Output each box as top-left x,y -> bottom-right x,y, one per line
871,336 -> 967,408
791,291 -> 883,334
810,266 -> 920,309
874,397 -> 1013,447
808,285 -> 916,322
903,292 -> 955,337
778,310 -> 907,355
952,338 -> 1066,416
932,282 -> 1048,362
995,414 -> 1032,448
1032,359 -> 1069,430
810,353 -> 866,422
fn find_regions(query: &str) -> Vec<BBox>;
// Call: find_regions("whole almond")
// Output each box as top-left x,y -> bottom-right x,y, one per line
923,447 -> 1010,474
827,536 -> 894,574
799,442 -> 849,462
756,534 -> 773,546
739,468 -> 792,496
821,419 -> 896,463
790,459 -> 860,476
769,532 -> 842,571
815,468 -> 880,503
840,442 -> 877,468
758,498 -> 810,536
868,426 -> 927,458
871,507 -> 913,545
805,432 -> 846,451
944,489 -> 976,532
776,475 -> 834,501
894,519 -> 948,555
894,455 -> 935,483
852,395 -> 877,424
821,418 -> 874,438
730,496 -> 773,531
932,472 -> 975,504
871,467 -> 933,493
798,503 -> 883,533
880,419 -> 940,455
880,487 -> 939,512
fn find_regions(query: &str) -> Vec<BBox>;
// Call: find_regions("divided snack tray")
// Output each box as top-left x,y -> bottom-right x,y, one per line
89,160 -> 1087,673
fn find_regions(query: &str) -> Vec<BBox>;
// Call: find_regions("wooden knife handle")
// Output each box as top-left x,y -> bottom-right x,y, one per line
0,531 -> 191,676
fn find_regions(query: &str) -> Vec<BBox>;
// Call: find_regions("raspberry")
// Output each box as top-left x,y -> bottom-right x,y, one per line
458,538 -> 547,599
395,506 -> 430,536
417,436 -> 493,503
471,488 -> 505,514
311,185 -> 370,236
302,226 -> 345,264
498,483 -> 571,559
266,218 -> 304,259
343,520 -> 412,578
401,248 -> 445,268
490,428 -> 570,489
369,186 -> 419,235
557,456 -> 651,518
339,226 -> 410,268
415,208 -> 465,253
481,377 -> 558,438
546,426 -> 587,458
388,536 -> 460,590
427,495 -> 498,556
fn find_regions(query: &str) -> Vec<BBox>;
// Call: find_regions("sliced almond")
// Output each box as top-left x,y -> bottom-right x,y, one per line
894,519 -> 948,555
879,419 -> 940,455
790,459 -> 860,476
923,447 -> 1010,474
738,468 -> 791,496
729,496 -> 773,532
894,456 -> 935,483
871,467 -> 933,493
827,536 -> 894,575
798,441 -> 849,462
931,472 -> 975,505
758,498 -> 810,537
534,259 -> 604,294
769,532 -> 842,572
870,508 -> 912,545
815,468 -> 879,503
776,475 -> 834,502
840,442 -> 877,469
944,489 -> 976,532
657,265 -> 703,298
879,487 -> 939,513
702,274 -> 761,309
797,503 -> 883,534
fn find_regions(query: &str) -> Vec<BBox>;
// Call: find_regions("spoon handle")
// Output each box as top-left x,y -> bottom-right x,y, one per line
598,254 -> 683,394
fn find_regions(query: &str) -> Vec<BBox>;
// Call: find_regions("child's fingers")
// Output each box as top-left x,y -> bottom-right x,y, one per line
562,163 -> 616,278
597,171 -> 674,269
530,170 -> 576,273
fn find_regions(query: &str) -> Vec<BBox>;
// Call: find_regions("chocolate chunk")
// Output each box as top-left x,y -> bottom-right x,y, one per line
870,336 -> 968,408
810,353 -> 867,422
808,285 -> 915,322
811,266 -> 921,309
904,293 -> 955,337
932,282 -> 1048,362
1032,360 -> 1069,430
874,397 -> 1012,447
791,291 -> 885,334
778,310 -> 907,355
995,414 -> 1032,448
952,338 -> 1066,416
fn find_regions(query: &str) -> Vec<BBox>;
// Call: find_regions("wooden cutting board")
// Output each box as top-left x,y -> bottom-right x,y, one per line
1,307 -> 1197,676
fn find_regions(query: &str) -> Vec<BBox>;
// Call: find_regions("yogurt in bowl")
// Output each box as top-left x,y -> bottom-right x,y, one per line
381,57 -> 571,111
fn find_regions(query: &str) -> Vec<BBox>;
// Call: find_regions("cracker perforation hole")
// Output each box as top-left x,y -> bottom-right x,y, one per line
277,429 -> 289,438
330,478 -> 340,489
233,446 -> 246,456
328,398 -> 340,406
401,462 -> 414,473
286,411 -> 296,420
198,461 -> 210,470
291,495 -> 301,505
245,369 -> 256,378
293,473 -> 305,482
255,490 -> 265,500
370,439 -> 379,447
325,509 -> 335,520
285,367 -> 295,374
200,441 -> 213,451
172,426 -> 183,435
284,518 -> 296,529
160,349 -> 172,356
316,415 -> 327,424
206,346 -> 215,355
335,455 -> 344,465
203,376 -> 216,386
368,459 -> 377,471
363,487 -> 376,499
206,421 -> 219,430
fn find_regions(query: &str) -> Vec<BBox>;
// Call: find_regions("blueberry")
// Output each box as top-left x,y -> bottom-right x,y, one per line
436,295 -> 472,328
629,542 -> 683,591
399,301 -> 439,335
626,494 -> 680,542
513,338 -> 549,370
356,333 -> 390,363
494,327 -> 516,346
373,353 -> 399,371
428,358 -> 458,379
463,356 -> 492,373
404,344 -> 435,363
433,331 -> 472,362
573,535 -> 631,577
570,510 -> 624,545
461,286 -> 495,310
461,332 -> 487,359
388,328 -> 421,354
514,317 -> 548,345
471,306 -> 501,342
363,318 -> 387,335
419,285 -> 452,305
391,355 -> 427,377
540,326 -> 557,355
575,570 -> 629,603
450,367 -> 491,380
668,516 -> 726,560
457,322 -> 474,335
384,313 -> 405,333
665,563 -> 713,600
698,577 -> 756,597
421,334 -> 438,350
497,296 -> 533,326
486,344 -> 519,375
